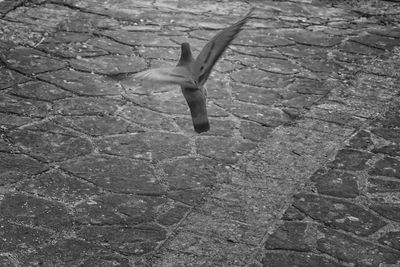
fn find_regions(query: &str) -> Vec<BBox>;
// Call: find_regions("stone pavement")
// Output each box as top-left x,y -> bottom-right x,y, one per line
0,0 -> 399,266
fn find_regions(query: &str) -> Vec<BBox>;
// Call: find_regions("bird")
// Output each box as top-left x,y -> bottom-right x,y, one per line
134,8 -> 254,133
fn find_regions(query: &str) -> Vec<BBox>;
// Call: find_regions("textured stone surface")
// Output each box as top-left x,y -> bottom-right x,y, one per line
293,194 -> 386,236
1,0 -> 400,266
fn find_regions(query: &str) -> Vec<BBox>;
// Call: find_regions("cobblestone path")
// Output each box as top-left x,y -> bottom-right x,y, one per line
0,0 -> 399,266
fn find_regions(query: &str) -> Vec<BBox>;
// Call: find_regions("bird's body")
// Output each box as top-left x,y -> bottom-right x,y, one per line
134,8 -> 254,133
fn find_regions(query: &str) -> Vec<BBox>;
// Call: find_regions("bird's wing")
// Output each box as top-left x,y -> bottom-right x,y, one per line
133,66 -> 195,86
193,8 -> 254,86
182,87 -> 209,133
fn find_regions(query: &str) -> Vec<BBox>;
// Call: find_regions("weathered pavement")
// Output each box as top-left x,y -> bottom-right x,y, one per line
0,0 -> 400,266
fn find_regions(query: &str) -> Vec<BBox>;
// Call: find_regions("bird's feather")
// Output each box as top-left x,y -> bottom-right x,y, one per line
193,8 -> 254,86
134,66 -> 195,86
181,86 -> 209,133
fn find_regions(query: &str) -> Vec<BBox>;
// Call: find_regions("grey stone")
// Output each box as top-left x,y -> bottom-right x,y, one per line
310,169 -> 359,198
369,157 -> 400,179
0,66 -> 29,89
3,47 -> 67,74
0,193 -> 71,230
293,194 -> 386,236
103,30 -> 177,47
196,136 -> 257,163
0,152 -> 47,185
10,81 -> 72,101
77,224 -> 166,255
96,132 -> 190,161
8,128 -> 92,162
347,130 -> 373,149
162,157 -> 223,190
351,34 -> 399,51
368,177 -> 400,193
369,204 -> 400,223
167,188 -> 209,207
0,94 -> 50,117
70,55 -> 146,75
265,221 -> 316,251
231,83 -> 281,105
38,69 -> 123,96
340,41 -> 384,55
53,97 -> 122,116
372,145 -> 400,157
285,30 -> 342,47
61,154 -> 162,194
282,205 -> 306,221
379,231 -> 400,251
239,121 -> 273,142
18,169 -> 101,203
73,194 -> 166,225
157,205 -> 190,226
231,68 -> 292,88
327,149 -> 372,171
371,128 -> 400,143
262,251 -> 346,267
317,227 -> 400,267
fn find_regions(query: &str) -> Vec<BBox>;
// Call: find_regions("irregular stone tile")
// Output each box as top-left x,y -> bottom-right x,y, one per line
239,121 -> 273,142
118,105 -> 176,131
369,204 -> 400,223
196,136 -> 256,163
372,145 -> 400,157
10,81 -> 73,101
0,67 -> 29,89
231,68 -> 292,88
162,157 -> 223,190
0,219 -> 51,253
77,224 -> 166,255
38,69 -> 123,96
70,55 -> 146,75
38,40 -> 108,59
162,230 -> 257,266
293,193 -> 386,236
235,56 -> 300,74
368,177 -> 400,193
347,130 -> 372,149
97,132 -> 190,161
351,34 -> 399,51
56,115 -> 140,136
265,221 -> 316,251
282,94 -> 322,109
74,194 -> 166,225
233,30 -> 295,47
61,155 -> 162,194
8,128 -> 92,162
157,204 -> 190,226
327,149 -> 372,171
317,227 -> 400,266
175,117 -> 234,137
231,83 -> 281,105
0,256 -> 13,267
86,37 -> 135,55
229,46 -> 286,59
300,58 -> 343,74
24,239 -> 108,267
0,0 -> 23,15
3,47 -> 67,74
19,169 -> 101,203
371,128 -> 400,143
0,113 -> 36,132
0,94 -> 51,117
369,157 -> 400,179
379,231 -> 400,251
219,101 -> 290,127
282,205 -> 306,221
277,44 -> 328,59
286,30 -> 342,47
287,78 -> 329,95
80,256 -> 130,267
340,41 -> 384,55
297,118 -> 354,137
0,152 -> 47,185
167,188 -> 209,207
125,90 -> 189,115
310,169 -> 359,198
0,193 -> 71,230
262,251 -> 346,267
368,27 -> 400,38
103,30 -> 177,47
53,97 -> 122,115
138,46 -> 179,60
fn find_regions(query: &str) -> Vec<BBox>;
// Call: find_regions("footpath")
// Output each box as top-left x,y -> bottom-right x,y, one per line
0,0 -> 399,266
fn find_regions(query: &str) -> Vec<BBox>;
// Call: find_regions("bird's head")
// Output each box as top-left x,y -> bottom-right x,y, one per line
178,42 -> 193,65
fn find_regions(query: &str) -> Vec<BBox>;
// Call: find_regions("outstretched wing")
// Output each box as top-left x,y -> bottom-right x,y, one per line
133,66 -> 195,86
193,8 -> 254,86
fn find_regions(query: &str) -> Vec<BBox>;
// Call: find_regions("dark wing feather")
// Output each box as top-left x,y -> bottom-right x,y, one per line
193,8 -> 254,86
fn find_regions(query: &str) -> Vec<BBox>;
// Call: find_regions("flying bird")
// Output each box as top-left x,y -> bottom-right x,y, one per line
134,8 -> 254,133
